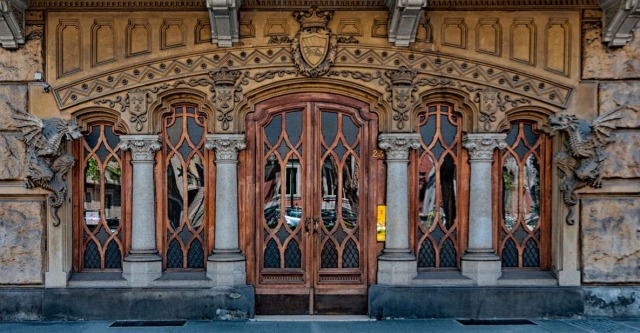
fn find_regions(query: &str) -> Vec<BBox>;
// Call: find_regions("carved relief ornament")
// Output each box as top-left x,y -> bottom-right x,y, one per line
205,134 -> 246,161
119,135 -> 161,161
378,133 -> 421,160
462,133 -> 507,161
210,67 -> 243,131
291,6 -> 338,77
386,66 -> 418,130
549,106 -> 627,225
11,106 -> 82,226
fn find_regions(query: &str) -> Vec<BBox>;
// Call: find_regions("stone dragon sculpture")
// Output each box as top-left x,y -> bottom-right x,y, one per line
549,107 -> 624,225
11,105 -> 82,227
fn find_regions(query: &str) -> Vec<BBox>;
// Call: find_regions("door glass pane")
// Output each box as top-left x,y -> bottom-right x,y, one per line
264,154 -> 281,229
342,155 -> 358,229
321,155 -> 338,231
502,154 -> 519,231
187,154 -> 205,228
523,154 -> 540,231
167,154 -> 183,231
418,154 -> 437,229
104,157 -> 121,232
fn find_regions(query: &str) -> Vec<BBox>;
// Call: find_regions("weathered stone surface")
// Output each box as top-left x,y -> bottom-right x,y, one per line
599,82 -> 640,128
584,287 -> 640,317
0,201 -> 45,284
583,22 -> 640,80
601,132 -> 640,179
581,197 -> 640,283
0,25 -> 44,82
0,135 -> 26,180
0,84 -> 28,131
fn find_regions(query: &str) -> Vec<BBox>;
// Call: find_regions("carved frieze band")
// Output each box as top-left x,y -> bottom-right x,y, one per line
205,134 -> 246,161
54,46 -> 572,111
119,135 -> 162,161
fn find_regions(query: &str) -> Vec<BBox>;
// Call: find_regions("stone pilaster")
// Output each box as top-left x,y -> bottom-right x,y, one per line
119,135 -> 162,287
377,133 -> 421,285
461,133 -> 507,286
205,134 -> 247,287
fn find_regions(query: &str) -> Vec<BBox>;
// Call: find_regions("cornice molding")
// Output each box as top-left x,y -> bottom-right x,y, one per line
600,0 -> 640,47
28,0 -> 596,10
0,0 -> 28,49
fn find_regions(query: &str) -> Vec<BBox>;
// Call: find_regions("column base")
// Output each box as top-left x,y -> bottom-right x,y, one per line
207,252 -> 246,287
556,269 -> 581,286
123,254 -> 162,287
461,252 -> 502,286
45,270 -> 70,288
377,258 -> 417,286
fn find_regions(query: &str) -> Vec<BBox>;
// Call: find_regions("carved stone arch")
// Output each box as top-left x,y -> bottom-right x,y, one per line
414,87 -> 477,133
74,106 -> 130,134
238,77 -> 390,133
497,105 -> 557,134
147,88 -> 216,134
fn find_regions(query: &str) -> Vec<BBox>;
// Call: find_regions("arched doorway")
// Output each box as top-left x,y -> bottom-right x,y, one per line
244,93 -> 379,314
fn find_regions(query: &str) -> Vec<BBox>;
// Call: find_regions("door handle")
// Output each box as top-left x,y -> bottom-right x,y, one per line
313,217 -> 320,233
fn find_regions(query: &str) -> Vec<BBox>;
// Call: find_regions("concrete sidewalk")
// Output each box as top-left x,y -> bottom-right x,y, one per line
0,317 -> 639,333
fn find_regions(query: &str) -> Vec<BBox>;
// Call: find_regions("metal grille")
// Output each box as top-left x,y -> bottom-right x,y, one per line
502,238 -> 518,267
104,241 -> 122,269
276,226 -> 290,245
321,240 -> 338,268
167,239 -> 183,268
418,239 -> 436,267
187,238 -> 204,269
284,239 -> 301,268
440,238 -> 457,267
84,240 -> 100,269
342,239 -> 359,268
264,239 -> 280,268
333,224 -> 347,244
522,238 -> 539,267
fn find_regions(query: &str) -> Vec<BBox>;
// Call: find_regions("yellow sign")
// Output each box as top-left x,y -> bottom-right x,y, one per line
376,205 -> 386,242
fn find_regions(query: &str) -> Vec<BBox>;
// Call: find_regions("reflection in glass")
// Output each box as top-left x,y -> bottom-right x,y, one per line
502,155 -> 519,230
523,154 -> 540,231
321,155 -> 338,230
263,154 -> 281,229
167,155 -> 184,230
103,157 -> 121,231
342,155 -> 359,229
418,154 -> 436,229
440,154 -> 457,230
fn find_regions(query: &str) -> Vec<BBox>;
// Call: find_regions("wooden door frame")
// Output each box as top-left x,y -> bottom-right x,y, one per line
242,93 -> 379,299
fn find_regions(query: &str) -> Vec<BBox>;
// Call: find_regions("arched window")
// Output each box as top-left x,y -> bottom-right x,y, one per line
412,104 -> 466,269
496,121 -> 551,269
160,104 -> 212,270
74,124 -> 128,271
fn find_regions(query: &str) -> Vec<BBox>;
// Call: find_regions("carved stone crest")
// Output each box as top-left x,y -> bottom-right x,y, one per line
386,66 -> 417,130
292,6 -> 337,77
209,67 -> 242,131
479,88 -> 499,131
128,89 -> 152,132
10,105 -> 82,226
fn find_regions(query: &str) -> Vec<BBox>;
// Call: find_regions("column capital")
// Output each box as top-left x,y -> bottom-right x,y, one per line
119,135 -> 162,161
462,133 -> 507,161
205,134 -> 246,161
378,133 -> 421,160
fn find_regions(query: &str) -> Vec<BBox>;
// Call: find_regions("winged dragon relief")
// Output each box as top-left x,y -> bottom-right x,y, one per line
549,107 -> 625,225
11,106 -> 82,226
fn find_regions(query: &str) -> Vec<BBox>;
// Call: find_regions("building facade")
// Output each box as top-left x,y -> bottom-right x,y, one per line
0,0 -> 638,320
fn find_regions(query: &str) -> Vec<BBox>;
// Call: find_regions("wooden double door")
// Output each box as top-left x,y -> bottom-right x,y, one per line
244,94 -> 378,314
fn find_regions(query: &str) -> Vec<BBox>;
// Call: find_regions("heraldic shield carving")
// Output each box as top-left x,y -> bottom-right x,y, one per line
292,6 -> 337,77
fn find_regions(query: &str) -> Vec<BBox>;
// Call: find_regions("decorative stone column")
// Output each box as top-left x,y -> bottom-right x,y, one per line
119,135 -> 162,287
461,133 -> 507,286
377,133 -> 421,285
205,134 -> 247,287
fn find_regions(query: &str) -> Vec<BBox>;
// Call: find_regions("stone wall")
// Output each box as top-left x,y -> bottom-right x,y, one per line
0,24 -> 46,285
0,201 -> 45,284
580,21 -> 640,286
